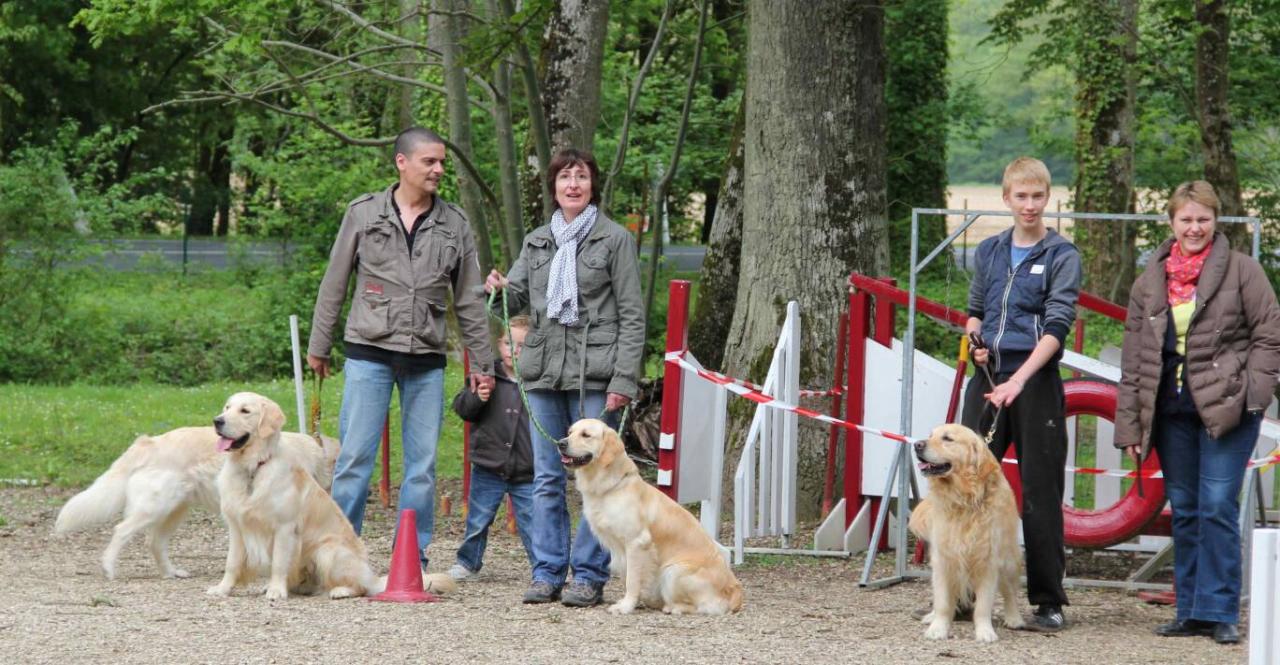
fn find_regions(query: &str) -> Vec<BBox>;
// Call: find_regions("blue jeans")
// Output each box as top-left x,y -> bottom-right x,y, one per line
333,358 -> 444,560
454,466 -> 535,572
525,389 -> 617,587
1156,411 -> 1262,625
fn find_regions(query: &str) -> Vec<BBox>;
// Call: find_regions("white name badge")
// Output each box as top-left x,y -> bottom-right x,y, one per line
1030,264 -> 1045,275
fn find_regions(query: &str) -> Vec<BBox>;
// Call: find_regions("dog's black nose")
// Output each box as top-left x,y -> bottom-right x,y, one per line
556,437 -> 569,451
913,440 -> 925,454
213,416 -> 225,428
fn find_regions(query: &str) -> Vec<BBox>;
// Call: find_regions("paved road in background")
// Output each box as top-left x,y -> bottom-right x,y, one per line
87,238 -> 714,272
87,239 -> 986,273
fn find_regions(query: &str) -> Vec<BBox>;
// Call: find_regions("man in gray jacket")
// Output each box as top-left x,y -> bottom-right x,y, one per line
307,126 -> 495,569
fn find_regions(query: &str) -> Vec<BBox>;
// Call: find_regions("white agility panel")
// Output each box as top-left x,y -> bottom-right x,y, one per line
1250,529 -> 1279,665
732,302 -> 801,564
860,338 -> 957,498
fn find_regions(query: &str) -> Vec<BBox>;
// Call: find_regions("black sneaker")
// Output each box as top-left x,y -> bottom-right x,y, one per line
522,580 -> 561,604
560,580 -> 605,607
1026,604 -> 1065,632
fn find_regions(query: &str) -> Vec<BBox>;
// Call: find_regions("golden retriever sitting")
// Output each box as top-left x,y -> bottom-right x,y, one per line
908,424 -> 1024,643
560,418 -> 744,616
204,392 -> 452,600
55,420 -> 340,580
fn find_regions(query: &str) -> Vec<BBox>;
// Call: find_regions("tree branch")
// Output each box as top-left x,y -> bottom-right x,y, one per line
602,0 -> 675,212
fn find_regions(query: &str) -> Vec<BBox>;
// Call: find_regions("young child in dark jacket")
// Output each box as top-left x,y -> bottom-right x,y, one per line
447,316 -> 535,581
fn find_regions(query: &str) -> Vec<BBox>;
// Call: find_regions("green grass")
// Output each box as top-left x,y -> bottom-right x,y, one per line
0,366 -> 469,487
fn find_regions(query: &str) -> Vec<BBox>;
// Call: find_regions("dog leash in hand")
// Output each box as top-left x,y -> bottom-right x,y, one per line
309,374 -> 326,448
967,331 -> 1002,445
488,287 -> 631,449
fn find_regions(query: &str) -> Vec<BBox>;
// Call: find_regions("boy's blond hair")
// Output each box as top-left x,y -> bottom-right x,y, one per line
1166,180 -> 1220,219
1002,157 -> 1052,196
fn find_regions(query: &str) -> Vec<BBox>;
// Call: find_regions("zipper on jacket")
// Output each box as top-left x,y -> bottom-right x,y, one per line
992,263 -> 1016,373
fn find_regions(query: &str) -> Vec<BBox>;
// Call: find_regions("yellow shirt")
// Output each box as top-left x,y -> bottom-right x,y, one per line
1171,300 -> 1194,388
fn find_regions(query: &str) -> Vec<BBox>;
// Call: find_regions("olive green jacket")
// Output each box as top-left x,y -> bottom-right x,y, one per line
498,214 -> 645,398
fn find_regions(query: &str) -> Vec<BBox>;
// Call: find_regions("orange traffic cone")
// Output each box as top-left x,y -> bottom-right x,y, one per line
369,509 -> 439,603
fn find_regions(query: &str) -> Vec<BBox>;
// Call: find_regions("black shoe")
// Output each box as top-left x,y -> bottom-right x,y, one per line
560,580 -> 605,607
1154,618 -> 1215,637
1026,604 -> 1065,632
1212,623 -> 1240,645
522,580 -> 561,604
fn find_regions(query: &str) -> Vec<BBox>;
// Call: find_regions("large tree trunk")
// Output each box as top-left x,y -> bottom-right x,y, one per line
435,0 -> 494,269
520,0 -> 609,226
1195,0 -> 1250,248
395,0 -> 422,130
723,0 -> 888,518
688,99 -> 744,370
1071,0 -> 1137,304
885,0 -> 948,273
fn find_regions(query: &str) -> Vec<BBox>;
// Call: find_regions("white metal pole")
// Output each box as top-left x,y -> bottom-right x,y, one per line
1249,529 -> 1278,665
289,315 -> 307,435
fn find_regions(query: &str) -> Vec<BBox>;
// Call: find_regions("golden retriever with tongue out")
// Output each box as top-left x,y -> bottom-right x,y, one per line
560,418 -> 743,615
909,423 -> 1024,643
206,392 -> 396,600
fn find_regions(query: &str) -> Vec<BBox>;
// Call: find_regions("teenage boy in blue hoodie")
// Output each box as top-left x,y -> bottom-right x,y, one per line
963,157 -> 1081,632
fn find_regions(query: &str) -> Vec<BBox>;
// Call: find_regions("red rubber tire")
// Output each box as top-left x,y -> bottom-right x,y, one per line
1000,378 -> 1165,549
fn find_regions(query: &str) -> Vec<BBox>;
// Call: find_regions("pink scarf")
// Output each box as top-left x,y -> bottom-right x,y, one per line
1165,240 -> 1211,306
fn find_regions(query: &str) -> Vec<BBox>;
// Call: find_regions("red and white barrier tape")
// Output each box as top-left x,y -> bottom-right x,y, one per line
665,351 -> 915,444
666,351 -> 1280,478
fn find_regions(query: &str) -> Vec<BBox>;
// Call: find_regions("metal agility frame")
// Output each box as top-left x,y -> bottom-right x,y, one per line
860,207 -> 1263,589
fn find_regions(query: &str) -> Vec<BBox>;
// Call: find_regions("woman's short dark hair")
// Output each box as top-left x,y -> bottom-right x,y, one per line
546,148 -> 601,206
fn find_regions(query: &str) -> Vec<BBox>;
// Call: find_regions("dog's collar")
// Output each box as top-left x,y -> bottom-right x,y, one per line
248,455 -> 271,491
599,469 -> 638,495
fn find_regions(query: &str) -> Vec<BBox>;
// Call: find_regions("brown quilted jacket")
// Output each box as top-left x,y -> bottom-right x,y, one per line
1115,233 -> 1280,457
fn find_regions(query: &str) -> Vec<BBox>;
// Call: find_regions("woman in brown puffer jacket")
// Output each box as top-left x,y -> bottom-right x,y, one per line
1115,180 -> 1280,645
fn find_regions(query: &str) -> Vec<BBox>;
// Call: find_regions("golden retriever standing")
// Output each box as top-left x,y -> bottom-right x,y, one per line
560,419 -> 743,616
55,421 -> 340,580
204,392 -> 453,600
908,424 -> 1024,643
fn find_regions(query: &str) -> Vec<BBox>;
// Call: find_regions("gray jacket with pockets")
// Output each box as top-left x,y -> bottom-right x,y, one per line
497,214 -> 645,399
308,184 -> 495,373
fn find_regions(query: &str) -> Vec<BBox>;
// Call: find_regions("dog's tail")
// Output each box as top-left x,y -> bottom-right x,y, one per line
54,435 -> 153,534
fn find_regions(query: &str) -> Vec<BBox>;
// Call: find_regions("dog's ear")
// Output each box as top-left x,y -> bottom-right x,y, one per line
595,427 -> 623,469
257,398 -> 285,440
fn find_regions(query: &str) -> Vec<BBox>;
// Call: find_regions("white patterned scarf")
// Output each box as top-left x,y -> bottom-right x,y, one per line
545,203 -> 599,326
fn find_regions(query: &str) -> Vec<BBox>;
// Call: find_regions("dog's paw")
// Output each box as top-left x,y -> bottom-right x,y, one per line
974,624 -> 999,643
919,610 -> 935,624
924,620 -> 951,640
328,586 -> 356,600
206,584 -> 231,597
1002,612 -> 1025,630
608,600 -> 637,615
165,568 -> 192,580
264,585 -> 288,601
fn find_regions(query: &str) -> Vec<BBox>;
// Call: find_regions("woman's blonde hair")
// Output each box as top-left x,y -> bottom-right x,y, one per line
1167,180 -> 1220,219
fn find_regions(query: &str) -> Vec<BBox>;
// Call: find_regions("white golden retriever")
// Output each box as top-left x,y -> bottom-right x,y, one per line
55,418 -> 340,580
908,424 -> 1024,643
560,418 -> 743,615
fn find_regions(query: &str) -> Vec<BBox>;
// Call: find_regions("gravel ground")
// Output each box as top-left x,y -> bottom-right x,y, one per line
0,485 -> 1246,665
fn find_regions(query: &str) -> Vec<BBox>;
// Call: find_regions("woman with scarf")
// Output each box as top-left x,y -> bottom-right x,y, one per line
484,148 -> 645,608
1115,180 -> 1280,645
